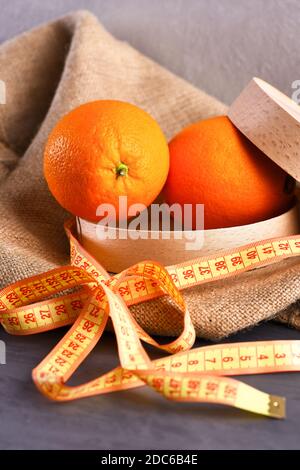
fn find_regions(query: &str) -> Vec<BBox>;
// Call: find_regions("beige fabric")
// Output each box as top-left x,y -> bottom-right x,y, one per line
0,10 -> 299,340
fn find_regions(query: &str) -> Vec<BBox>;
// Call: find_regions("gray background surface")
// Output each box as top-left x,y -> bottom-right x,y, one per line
1,0 -> 300,451
1,0 -> 300,104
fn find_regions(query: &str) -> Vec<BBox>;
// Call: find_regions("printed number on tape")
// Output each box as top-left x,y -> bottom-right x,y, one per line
2,219 -> 300,419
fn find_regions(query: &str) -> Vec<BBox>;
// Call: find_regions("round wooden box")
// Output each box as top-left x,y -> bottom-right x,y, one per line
76,77 -> 300,272
77,203 -> 300,272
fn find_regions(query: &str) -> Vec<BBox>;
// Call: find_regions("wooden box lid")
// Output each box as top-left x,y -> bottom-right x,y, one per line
228,77 -> 300,181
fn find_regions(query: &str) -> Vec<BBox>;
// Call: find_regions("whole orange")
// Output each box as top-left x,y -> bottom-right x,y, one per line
44,100 -> 169,221
164,116 -> 294,229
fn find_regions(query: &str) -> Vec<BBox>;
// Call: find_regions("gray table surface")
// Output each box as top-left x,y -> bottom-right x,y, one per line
1,0 -> 300,451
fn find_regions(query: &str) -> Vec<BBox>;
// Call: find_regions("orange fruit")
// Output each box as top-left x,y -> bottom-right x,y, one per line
44,100 -> 169,222
164,116 -> 294,229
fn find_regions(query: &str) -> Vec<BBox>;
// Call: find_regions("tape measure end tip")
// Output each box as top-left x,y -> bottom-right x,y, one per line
268,395 -> 286,419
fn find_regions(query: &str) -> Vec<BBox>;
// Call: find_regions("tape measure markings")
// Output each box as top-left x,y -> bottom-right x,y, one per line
1,219 -> 299,418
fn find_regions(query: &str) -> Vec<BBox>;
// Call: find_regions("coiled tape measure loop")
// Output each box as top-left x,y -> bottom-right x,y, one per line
3,218 -> 300,419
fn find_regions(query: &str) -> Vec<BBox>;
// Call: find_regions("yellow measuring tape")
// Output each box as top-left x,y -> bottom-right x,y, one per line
2,219 -> 300,419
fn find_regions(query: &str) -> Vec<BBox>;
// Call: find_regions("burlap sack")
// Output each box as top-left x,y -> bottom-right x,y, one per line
0,10 -> 299,340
